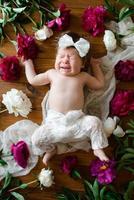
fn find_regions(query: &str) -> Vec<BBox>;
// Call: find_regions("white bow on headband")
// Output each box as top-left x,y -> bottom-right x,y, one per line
58,34 -> 90,57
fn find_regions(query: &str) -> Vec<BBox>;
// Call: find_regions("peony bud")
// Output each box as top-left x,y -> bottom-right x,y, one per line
103,117 -> 116,137
38,168 -> 54,187
113,125 -> 125,137
103,30 -> 117,51
35,25 -> 53,41
113,116 -> 120,124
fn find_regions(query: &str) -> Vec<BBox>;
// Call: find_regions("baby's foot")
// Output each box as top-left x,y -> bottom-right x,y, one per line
93,149 -> 109,161
43,148 -> 57,166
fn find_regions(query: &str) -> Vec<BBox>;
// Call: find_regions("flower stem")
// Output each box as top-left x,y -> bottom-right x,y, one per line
12,0 -> 37,26
9,180 -> 37,192
0,109 -> 7,114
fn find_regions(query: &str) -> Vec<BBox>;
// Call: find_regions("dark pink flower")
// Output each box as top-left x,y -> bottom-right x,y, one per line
60,155 -> 78,175
115,60 -> 134,81
90,159 -> 116,184
17,34 -> 38,60
11,141 -> 30,168
82,6 -> 107,36
110,90 -> 134,117
0,56 -> 21,81
47,3 -> 70,31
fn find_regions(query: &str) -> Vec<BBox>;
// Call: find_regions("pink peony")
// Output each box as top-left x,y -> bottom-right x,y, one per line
110,90 -> 134,117
90,159 -> 116,184
17,34 -> 38,60
115,60 -> 134,81
0,56 -> 21,81
47,3 -> 70,31
11,141 -> 30,168
82,6 -> 107,36
60,155 -> 78,175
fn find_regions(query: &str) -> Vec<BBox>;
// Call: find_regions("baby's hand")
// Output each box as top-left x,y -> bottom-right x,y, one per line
90,57 -> 101,67
20,56 -> 32,66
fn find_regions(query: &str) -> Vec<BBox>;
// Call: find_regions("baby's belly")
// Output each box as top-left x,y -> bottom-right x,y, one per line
48,93 -> 84,113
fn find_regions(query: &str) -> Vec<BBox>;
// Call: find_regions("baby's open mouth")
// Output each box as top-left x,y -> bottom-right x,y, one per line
61,67 -> 70,69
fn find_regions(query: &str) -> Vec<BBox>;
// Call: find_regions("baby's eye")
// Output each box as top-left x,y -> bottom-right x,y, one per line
57,55 -> 63,59
69,55 -> 75,59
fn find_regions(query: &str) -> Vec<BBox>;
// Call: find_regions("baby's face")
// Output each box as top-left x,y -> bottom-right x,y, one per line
55,47 -> 83,76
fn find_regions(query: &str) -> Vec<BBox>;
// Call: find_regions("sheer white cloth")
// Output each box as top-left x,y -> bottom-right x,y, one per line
84,46 -> 134,120
0,120 -> 39,180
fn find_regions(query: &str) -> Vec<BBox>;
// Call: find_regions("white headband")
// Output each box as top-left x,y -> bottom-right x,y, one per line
58,34 -> 90,57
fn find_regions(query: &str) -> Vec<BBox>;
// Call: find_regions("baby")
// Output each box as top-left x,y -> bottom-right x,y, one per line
23,32 -> 109,165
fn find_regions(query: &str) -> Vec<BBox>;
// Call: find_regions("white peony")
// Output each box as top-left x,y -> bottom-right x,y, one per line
103,117 -> 116,137
38,168 -> 54,187
35,25 -> 53,41
2,88 -> 32,117
103,30 -> 117,51
113,125 -> 125,138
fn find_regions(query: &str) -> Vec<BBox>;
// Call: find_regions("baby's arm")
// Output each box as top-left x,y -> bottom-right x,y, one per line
84,58 -> 105,90
23,59 -> 51,86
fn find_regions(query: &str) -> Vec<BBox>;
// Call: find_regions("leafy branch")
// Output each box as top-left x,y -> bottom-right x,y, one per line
104,0 -> 134,22
114,119 -> 134,173
0,0 -> 60,44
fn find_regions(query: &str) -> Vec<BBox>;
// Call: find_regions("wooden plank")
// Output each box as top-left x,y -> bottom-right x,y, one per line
0,0 -> 133,199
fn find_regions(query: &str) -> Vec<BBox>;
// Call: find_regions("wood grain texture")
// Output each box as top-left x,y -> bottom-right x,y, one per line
0,0 -> 133,199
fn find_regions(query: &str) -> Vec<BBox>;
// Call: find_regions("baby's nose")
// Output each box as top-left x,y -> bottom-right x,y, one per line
63,56 -> 69,63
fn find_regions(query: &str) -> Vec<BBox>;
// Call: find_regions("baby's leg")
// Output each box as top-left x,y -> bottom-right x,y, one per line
43,147 -> 57,166
93,149 -> 109,161
85,115 -> 109,161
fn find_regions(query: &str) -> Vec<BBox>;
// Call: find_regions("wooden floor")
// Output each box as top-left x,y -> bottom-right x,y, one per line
0,0 -> 133,199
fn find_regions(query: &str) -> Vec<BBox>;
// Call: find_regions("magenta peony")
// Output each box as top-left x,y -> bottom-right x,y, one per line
90,159 -> 116,184
11,141 -> 30,168
82,6 -> 107,36
17,34 -> 38,60
47,3 -> 70,31
60,155 -> 78,175
0,56 -> 21,81
110,90 -> 134,117
115,60 -> 134,81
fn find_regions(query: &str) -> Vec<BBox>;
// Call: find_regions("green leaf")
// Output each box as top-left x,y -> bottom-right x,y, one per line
104,190 -> 122,200
124,181 -> 134,200
119,7 -> 134,21
117,0 -> 134,6
124,166 -> 134,174
125,148 -> 134,154
84,180 -> 94,200
71,170 -> 81,179
3,173 -> 12,190
13,7 -> 26,13
52,9 -> 60,17
0,159 -> 7,166
0,52 -> 5,58
104,0 -> 118,17
126,129 -> 134,134
11,192 -> 25,200
100,186 -> 107,200
128,120 -> 134,128
93,179 -> 99,200
57,194 -> 68,200
19,183 -> 28,189
121,153 -> 134,160
7,13 -> 18,22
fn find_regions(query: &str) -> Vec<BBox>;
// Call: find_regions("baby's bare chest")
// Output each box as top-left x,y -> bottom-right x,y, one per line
51,76 -> 84,92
